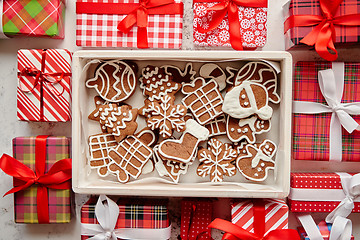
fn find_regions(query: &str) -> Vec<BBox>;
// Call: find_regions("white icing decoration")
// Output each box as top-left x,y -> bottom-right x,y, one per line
99,105 -> 134,137
261,163 -> 265,167
199,63 -> 227,91
241,94 -> 246,99
231,128 -> 235,132
257,167 -> 262,172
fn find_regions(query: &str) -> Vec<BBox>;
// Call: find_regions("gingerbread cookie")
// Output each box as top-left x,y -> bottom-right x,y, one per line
222,81 -> 273,120
88,96 -> 108,133
226,115 -> 271,143
86,60 -> 137,102
163,63 -> 196,83
225,66 -> 239,85
204,114 -> 227,137
139,65 -> 181,101
108,128 -> 157,183
233,61 -> 280,104
89,103 -> 138,142
158,119 -> 209,164
236,140 -> 277,182
197,138 -> 237,182
141,95 -> 187,139
182,77 -> 224,125
88,133 -> 118,177
199,63 -> 227,91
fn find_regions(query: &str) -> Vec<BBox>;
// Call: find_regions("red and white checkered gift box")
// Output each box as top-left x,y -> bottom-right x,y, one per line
231,199 -> 289,236
76,0 -> 183,48
17,49 -> 72,122
193,0 -> 267,50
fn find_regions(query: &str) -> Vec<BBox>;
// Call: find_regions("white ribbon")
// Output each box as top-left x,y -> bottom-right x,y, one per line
326,173 -> 360,223
297,214 -> 352,240
293,62 -> 360,161
0,0 -> 9,39
81,195 -> 172,240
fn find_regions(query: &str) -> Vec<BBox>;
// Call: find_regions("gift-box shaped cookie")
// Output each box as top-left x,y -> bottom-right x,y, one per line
81,195 -> 171,239
284,0 -> 360,61
76,0 -> 183,48
17,49 -> 72,122
292,62 -> 360,162
193,0 -> 268,50
2,0 -> 65,38
0,136 -> 72,223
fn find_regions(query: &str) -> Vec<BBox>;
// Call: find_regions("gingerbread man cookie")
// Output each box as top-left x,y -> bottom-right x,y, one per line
86,60 -> 137,102
222,81 -> 273,120
236,140 -> 277,182
182,77 -> 224,125
197,138 -> 237,182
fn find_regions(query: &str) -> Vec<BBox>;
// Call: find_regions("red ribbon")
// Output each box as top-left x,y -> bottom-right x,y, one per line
208,200 -> 300,240
284,0 -> 360,61
18,51 -> 71,121
193,0 -> 267,50
0,136 -> 72,224
76,0 -> 184,48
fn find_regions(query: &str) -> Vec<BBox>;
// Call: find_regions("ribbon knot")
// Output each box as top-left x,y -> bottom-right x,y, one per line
104,231 -> 113,240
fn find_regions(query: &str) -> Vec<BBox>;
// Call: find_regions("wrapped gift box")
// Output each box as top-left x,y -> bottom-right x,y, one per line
292,61 -> 360,162
289,172 -> 360,213
17,49 -> 72,122
81,197 -> 171,240
231,199 -> 288,235
2,0 -> 65,38
76,0 -> 183,48
298,221 -> 354,240
180,199 -> 213,240
11,136 -> 71,223
193,1 -> 267,49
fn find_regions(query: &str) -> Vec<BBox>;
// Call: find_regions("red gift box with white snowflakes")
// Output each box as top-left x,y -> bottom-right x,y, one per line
289,173 -> 360,213
193,0 -> 268,50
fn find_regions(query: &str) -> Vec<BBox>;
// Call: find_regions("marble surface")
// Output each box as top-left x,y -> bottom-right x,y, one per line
1,0 -> 360,239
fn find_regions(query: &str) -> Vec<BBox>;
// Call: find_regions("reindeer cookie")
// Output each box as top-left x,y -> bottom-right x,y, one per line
86,60 -> 137,102
163,63 -> 196,83
236,140 -> 277,182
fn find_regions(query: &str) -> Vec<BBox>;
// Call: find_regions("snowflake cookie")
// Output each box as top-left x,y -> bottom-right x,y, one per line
236,140 -> 277,182
197,138 -> 237,182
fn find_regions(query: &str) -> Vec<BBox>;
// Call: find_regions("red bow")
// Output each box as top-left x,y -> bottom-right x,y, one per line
194,0 -> 267,50
0,136 -> 72,224
284,0 -> 360,61
18,51 -> 71,121
208,219 -> 300,240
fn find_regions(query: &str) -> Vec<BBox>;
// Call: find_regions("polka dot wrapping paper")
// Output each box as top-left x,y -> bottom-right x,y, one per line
288,172 -> 360,213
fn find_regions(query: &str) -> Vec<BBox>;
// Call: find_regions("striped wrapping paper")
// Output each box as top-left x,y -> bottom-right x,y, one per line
81,197 -> 170,240
75,0 -> 183,48
284,0 -> 360,49
292,62 -> 360,161
13,136 -> 71,223
298,221 -> 354,240
231,199 -> 288,236
2,0 -> 65,38
17,49 -> 72,122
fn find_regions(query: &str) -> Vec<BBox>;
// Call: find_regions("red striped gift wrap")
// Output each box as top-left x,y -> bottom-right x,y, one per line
289,173 -> 360,213
17,49 -> 72,122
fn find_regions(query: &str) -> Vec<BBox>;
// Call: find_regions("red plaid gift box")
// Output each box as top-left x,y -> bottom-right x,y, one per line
298,221 -> 354,240
81,196 -> 171,239
284,0 -> 360,61
17,49 -> 72,122
193,0 -> 267,50
180,199 -> 212,240
1,0 -> 65,38
0,136 -> 72,223
76,0 -> 183,48
231,199 -> 288,236
289,172 -> 360,214
292,61 -> 360,162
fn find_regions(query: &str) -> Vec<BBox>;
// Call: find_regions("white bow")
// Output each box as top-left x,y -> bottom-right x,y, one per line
293,62 -> 360,161
326,173 -> 360,223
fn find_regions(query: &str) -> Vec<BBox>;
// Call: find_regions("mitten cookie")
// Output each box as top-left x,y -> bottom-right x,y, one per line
197,138 -> 237,182
158,119 -> 209,164
182,77 -> 224,125
236,140 -> 277,182
86,60 -> 137,102
222,81 -> 273,120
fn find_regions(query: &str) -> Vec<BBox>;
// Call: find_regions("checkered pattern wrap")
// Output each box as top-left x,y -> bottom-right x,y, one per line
286,0 -> 360,48
76,0 -> 183,48
12,136 -> 71,223
297,221 -> 354,240
2,0 -> 65,38
81,197 -> 170,240
292,62 -> 360,162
